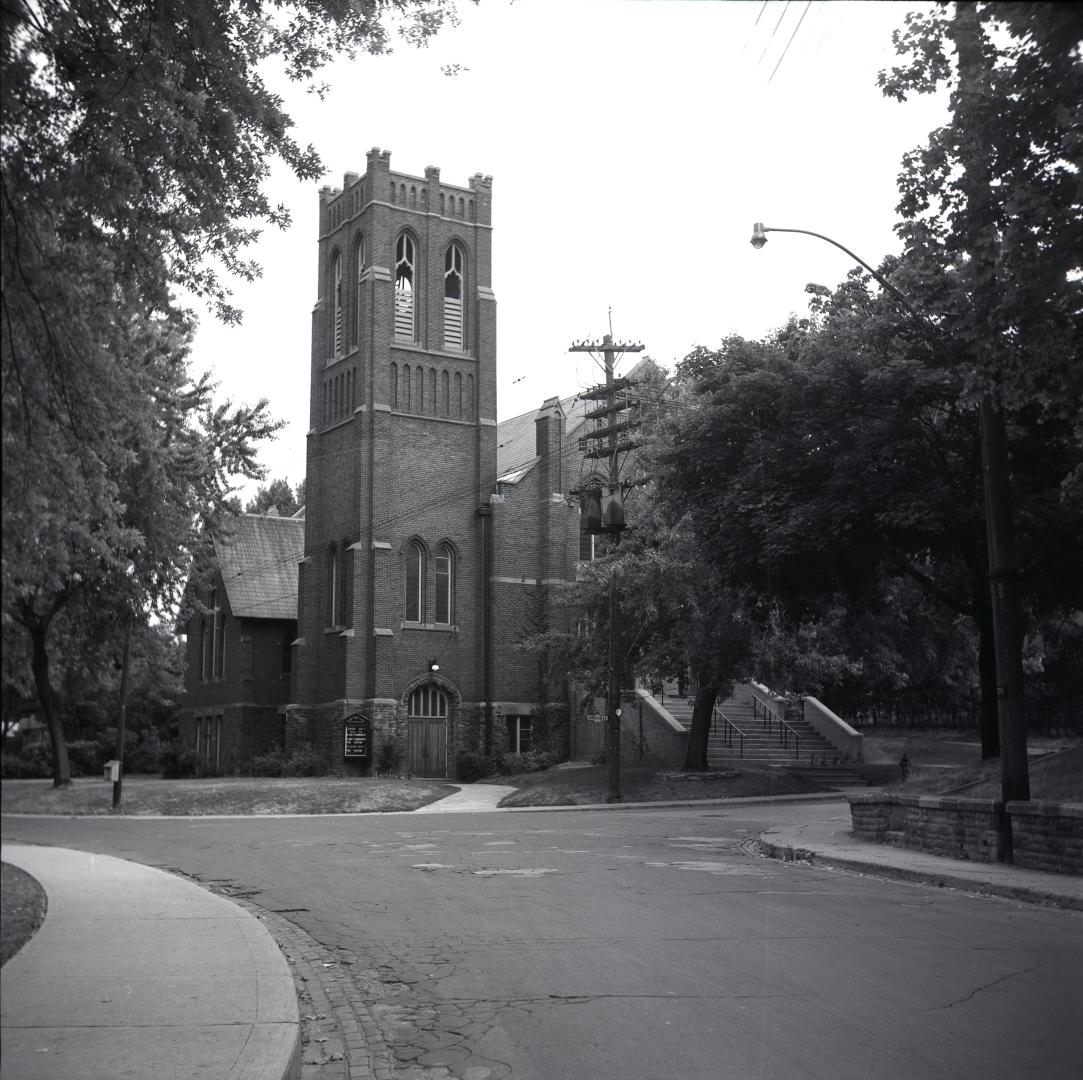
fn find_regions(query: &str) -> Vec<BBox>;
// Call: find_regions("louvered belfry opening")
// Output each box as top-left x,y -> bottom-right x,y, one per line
395,233 -> 415,341
443,243 -> 463,351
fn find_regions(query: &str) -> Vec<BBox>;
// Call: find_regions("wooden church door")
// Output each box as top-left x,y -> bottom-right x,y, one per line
407,685 -> 448,777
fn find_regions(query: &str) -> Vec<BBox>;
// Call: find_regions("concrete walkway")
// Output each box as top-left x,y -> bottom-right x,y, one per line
0,844 -> 300,1080
413,783 -> 516,812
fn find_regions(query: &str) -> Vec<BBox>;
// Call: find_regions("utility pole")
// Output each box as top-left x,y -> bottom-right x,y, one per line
952,2 -> 1030,827
570,332 -> 643,803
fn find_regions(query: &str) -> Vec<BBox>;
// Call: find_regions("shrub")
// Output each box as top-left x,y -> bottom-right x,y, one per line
455,749 -> 558,782
160,742 -> 197,779
283,746 -> 328,777
1,744 -> 53,779
456,750 -> 497,784
66,739 -> 104,776
246,745 -> 327,777
499,750 -> 557,774
375,738 -> 403,777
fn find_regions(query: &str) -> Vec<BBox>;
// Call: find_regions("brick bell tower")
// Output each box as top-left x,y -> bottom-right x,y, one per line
290,149 -> 497,778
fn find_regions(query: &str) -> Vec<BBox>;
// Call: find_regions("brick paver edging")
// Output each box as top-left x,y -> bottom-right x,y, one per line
192,885 -> 391,1080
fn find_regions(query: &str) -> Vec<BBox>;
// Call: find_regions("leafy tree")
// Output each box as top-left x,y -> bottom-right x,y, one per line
879,2 -> 1083,786
2,0 -> 463,784
655,290 -> 1080,757
246,478 -> 305,517
881,2 -> 1083,432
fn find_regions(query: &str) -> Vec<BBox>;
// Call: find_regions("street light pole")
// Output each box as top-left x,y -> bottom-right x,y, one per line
750,222 -> 1030,827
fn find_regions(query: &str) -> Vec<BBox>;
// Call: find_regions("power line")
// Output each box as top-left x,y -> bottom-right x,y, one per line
768,0 -> 813,84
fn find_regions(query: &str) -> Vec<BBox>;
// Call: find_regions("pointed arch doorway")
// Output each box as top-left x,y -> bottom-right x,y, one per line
407,684 -> 448,777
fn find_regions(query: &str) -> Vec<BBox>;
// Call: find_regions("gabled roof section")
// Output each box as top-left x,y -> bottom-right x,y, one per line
216,514 -> 304,620
496,392 -> 588,481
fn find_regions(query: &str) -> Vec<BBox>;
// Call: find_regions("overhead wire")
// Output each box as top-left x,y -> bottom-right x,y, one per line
768,0 -> 813,84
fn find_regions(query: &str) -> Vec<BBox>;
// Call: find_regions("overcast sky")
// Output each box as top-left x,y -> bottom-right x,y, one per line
189,0 -> 949,500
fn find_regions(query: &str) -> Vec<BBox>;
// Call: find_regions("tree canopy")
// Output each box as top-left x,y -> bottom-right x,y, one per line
1,0 -> 464,784
881,2 -> 1083,434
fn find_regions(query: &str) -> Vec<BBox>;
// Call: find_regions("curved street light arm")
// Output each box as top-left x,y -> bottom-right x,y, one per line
752,224 -> 930,332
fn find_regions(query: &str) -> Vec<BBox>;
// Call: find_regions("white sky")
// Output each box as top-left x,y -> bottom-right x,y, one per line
189,0 -> 949,500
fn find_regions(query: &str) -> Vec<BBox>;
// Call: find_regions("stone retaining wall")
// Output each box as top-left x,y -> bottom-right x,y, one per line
1007,801 -> 1083,875
849,793 -> 1083,874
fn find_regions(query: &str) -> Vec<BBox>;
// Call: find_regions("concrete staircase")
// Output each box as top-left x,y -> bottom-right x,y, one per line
649,685 -> 870,785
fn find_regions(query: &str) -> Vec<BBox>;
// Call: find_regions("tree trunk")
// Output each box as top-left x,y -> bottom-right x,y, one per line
29,621 -> 71,787
682,681 -> 719,771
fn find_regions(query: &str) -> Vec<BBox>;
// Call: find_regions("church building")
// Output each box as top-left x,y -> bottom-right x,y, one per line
181,150 -> 590,778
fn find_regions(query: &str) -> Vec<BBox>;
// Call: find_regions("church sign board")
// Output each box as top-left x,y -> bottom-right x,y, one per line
343,713 -> 372,758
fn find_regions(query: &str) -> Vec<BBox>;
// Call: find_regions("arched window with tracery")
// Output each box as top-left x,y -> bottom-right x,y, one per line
435,544 -> 454,625
353,234 -> 367,346
395,233 -> 416,342
443,243 -> 464,350
199,618 -> 209,682
327,546 -> 339,627
404,540 -> 424,622
332,252 -> 343,356
409,685 -> 449,719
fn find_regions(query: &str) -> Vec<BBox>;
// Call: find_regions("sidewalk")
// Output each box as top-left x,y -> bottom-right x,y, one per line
755,811 -> 1083,910
0,844 -> 301,1080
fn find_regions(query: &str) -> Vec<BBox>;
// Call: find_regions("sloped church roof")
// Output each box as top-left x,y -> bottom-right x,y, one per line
216,513 -> 305,620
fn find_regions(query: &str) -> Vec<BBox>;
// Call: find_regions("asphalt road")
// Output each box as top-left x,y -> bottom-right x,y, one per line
4,801 -> 1081,1080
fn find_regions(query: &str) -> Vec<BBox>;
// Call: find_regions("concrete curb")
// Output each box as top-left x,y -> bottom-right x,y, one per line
756,835 -> 1083,911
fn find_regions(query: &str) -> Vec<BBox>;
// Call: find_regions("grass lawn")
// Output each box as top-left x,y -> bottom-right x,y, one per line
3,733 -> 1079,817
490,762 -> 826,807
1,862 -> 47,967
0,776 -> 458,816
883,742 -> 1083,801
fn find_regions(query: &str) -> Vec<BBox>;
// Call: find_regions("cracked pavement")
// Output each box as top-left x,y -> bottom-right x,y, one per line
4,802 -> 1080,1080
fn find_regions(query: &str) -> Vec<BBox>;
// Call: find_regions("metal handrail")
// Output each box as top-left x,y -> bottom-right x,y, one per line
713,705 -> 745,758
752,692 -> 800,759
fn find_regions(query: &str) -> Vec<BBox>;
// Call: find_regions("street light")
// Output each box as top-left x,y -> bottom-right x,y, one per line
750,221 -> 1030,837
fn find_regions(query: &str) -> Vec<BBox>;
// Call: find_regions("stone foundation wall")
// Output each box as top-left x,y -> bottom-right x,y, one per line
849,793 -> 1083,873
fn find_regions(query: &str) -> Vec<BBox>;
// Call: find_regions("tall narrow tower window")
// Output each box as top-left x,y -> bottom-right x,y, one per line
435,545 -> 453,625
327,546 -> 339,627
405,541 -> 424,622
353,235 -> 366,346
332,253 -> 343,356
395,234 -> 416,342
443,244 -> 464,351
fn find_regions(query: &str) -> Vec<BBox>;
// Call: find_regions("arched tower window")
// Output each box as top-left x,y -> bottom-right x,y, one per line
395,233 -> 416,342
327,546 -> 339,627
435,544 -> 454,625
443,244 -> 464,351
209,588 -> 224,679
404,540 -> 424,622
199,618 -> 209,682
353,235 -> 366,346
332,252 -> 343,356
